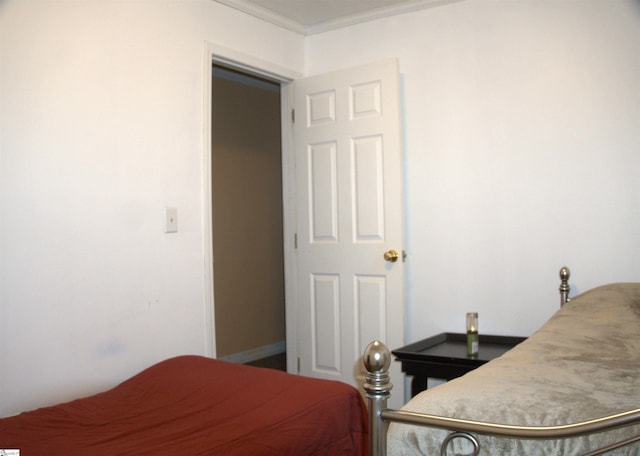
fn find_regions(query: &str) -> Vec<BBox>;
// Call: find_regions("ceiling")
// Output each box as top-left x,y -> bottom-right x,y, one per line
216,0 -> 455,35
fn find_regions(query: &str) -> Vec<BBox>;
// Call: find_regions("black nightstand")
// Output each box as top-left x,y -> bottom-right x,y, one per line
393,333 -> 526,397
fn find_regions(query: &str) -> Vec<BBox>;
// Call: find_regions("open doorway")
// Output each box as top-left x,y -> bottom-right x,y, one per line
211,64 -> 286,371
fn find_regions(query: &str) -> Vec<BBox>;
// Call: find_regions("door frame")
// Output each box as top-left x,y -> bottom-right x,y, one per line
202,42 -> 302,373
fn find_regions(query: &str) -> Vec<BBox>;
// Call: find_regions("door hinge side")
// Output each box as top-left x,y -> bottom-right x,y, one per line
291,108 -> 295,123
294,233 -> 298,249
297,357 -> 300,373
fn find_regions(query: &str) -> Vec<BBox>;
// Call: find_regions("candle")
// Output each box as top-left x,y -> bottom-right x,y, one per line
466,312 -> 479,356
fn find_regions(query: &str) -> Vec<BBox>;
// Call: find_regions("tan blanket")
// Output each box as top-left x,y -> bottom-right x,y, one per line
388,283 -> 640,455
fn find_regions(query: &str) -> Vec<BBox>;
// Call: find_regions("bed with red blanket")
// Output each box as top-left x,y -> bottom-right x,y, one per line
0,355 -> 368,455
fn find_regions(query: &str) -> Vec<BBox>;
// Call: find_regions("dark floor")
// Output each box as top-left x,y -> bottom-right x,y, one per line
246,352 -> 287,372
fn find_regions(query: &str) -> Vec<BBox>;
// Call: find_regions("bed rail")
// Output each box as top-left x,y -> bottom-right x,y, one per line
364,267 -> 640,456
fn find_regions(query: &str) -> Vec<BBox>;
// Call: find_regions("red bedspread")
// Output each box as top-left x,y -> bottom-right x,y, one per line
0,356 -> 368,455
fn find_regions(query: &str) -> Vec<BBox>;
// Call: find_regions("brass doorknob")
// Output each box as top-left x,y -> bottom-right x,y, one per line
383,249 -> 399,262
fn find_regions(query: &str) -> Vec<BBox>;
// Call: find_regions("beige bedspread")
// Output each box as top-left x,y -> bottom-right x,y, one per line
388,283 -> 640,455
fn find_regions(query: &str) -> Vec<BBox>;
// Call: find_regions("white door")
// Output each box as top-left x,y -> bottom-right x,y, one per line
293,59 -> 405,407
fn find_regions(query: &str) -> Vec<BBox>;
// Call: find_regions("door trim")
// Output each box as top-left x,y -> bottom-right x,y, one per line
202,42 -> 301,373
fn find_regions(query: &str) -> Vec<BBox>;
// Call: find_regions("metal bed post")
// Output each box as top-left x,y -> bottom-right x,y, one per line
559,266 -> 571,306
363,340 -> 392,456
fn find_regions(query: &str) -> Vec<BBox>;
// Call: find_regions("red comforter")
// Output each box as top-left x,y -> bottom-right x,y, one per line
0,356 -> 368,455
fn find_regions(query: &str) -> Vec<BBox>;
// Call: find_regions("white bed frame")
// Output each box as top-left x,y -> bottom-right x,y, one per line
363,267 -> 640,456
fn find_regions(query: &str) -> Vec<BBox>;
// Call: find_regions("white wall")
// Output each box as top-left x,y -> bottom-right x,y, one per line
0,0 -> 303,417
1,0 -> 639,418
307,1 -> 640,342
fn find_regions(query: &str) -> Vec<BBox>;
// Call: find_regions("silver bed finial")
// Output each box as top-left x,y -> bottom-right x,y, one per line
559,266 -> 571,306
363,340 -> 391,374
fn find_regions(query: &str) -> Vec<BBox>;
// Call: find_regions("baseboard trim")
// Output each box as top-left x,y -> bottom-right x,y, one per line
219,341 -> 286,364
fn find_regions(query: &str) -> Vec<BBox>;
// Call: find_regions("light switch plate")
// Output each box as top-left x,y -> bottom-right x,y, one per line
164,207 -> 178,233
